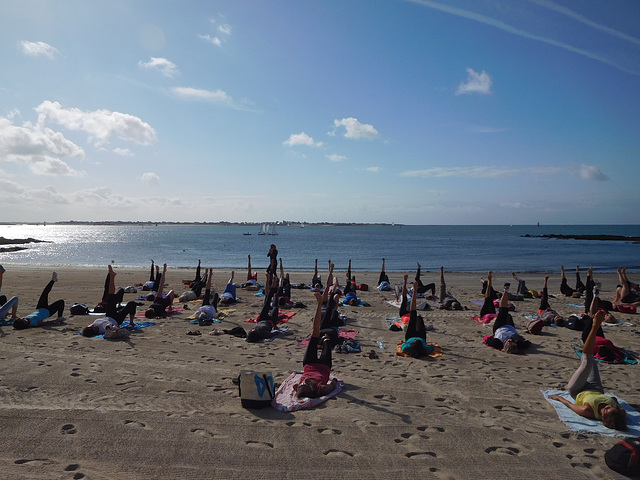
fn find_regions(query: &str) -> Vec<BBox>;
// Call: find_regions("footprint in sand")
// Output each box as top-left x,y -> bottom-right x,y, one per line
61,424 -> 77,434
317,428 -> 341,435
246,440 -> 273,449
405,451 -> 437,459
190,428 -> 226,439
285,421 -> 311,427
14,458 -> 55,466
124,420 -> 148,429
323,449 -> 353,457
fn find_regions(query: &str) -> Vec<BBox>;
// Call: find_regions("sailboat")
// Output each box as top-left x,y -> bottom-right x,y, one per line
257,223 -> 278,235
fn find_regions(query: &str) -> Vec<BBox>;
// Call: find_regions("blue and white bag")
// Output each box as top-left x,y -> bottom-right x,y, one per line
238,370 -> 275,409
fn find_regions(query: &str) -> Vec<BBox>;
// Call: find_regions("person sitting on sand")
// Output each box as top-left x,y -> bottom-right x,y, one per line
414,262 -> 435,296
194,268 -> 219,321
400,280 -> 436,358
218,271 -> 238,306
550,309 -> 627,431
377,258 -> 391,290
295,291 -> 338,399
613,267 -> 640,306
246,275 -> 281,343
438,266 -> 464,310
13,272 -> 66,329
0,266 -> 19,322
82,266 -> 137,337
484,281 -> 531,353
145,264 -> 176,318
538,275 -> 563,325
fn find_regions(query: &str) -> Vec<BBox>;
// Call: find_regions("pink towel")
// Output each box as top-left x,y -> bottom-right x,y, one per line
271,371 -> 342,412
245,311 -> 297,324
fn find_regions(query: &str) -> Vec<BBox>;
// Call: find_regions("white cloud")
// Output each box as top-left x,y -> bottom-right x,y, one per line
20,40 -> 58,59
283,132 -> 323,147
29,157 -> 84,176
218,24 -> 232,36
35,101 -> 157,146
366,166 -> 380,173
170,87 -> 247,110
456,68 -> 492,95
142,172 -> 160,184
577,164 -> 609,181
138,57 -> 179,78
327,153 -> 347,162
0,117 -> 84,176
332,117 -> 379,139
198,34 -> 222,47
113,147 -> 133,156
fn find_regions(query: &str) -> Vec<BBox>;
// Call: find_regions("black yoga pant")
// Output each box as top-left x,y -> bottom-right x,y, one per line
303,336 -> 332,368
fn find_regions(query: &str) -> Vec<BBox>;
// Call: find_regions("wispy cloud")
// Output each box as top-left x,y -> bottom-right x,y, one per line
400,166 -> 518,178
331,117 -> 379,139
199,17 -> 232,47
327,153 -> 347,162
113,147 -> 133,156
170,86 -> 252,111
577,164 -> 609,181
138,57 -> 179,78
20,40 -> 58,59
366,166 -> 380,173
283,132 -> 323,147
456,68 -> 492,95
405,0 -> 640,76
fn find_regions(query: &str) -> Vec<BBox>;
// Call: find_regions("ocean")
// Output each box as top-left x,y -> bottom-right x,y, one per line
1,223 -> 639,273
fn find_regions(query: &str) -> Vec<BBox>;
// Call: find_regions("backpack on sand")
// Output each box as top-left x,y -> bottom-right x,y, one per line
605,437 -> 640,476
237,370 -> 275,409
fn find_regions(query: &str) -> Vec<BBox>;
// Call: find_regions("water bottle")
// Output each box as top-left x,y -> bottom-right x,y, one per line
377,340 -> 386,349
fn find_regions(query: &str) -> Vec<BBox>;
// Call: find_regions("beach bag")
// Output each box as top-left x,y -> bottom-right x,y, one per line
615,304 -> 637,314
238,370 -> 275,409
526,318 -> 544,335
70,303 -> 90,315
604,437 -> 640,475
357,283 -> 369,291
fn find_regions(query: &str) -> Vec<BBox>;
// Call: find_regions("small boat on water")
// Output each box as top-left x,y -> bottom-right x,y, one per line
243,233 -> 252,236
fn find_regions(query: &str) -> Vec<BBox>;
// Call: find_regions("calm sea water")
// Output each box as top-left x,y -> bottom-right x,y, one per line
1,224 -> 639,273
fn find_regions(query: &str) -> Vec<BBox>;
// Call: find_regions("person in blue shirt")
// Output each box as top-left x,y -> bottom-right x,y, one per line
13,272 -> 65,329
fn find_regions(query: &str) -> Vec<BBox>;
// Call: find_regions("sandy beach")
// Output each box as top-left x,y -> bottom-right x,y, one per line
0,265 -> 638,479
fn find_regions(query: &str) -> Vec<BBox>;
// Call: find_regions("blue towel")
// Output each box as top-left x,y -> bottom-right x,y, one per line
542,389 -> 640,437
78,321 -> 156,339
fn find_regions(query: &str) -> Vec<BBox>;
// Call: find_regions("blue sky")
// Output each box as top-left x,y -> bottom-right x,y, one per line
1,0 -> 639,225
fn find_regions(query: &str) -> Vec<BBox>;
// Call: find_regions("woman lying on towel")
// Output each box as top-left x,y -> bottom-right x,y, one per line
438,266 -> 464,310
246,275 -> 281,342
537,275 -> 563,325
550,309 -> 627,431
12,272 -> 66,329
576,297 -> 626,363
82,266 -> 137,336
145,263 -> 176,318
613,267 -> 640,306
483,273 -> 531,353
399,277 -> 435,358
295,291 -> 338,399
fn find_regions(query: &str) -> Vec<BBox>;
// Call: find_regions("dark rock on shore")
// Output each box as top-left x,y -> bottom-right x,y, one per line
522,234 -> 640,242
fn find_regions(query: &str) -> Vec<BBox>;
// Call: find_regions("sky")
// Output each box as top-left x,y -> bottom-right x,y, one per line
1,0 -> 639,225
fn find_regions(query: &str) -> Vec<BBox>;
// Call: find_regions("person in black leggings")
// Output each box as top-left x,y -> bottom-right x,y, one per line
13,272 -> 65,329
295,292 -> 338,399
400,279 -> 435,358
247,275 -> 281,342
82,266 -> 137,336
